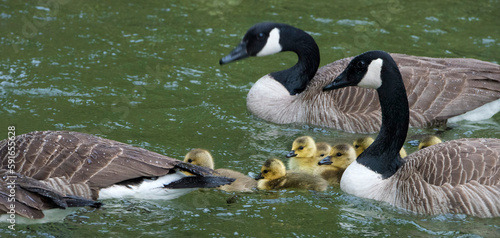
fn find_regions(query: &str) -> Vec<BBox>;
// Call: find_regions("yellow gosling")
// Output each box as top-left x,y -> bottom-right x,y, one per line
286,136 -> 318,174
316,143 -> 357,185
257,158 -> 327,192
353,136 -> 407,158
184,149 -> 257,192
315,142 -> 332,161
418,135 -> 443,150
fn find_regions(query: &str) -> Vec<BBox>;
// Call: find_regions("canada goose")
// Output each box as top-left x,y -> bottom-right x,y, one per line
418,135 -> 442,150
285,136 -> 318,174
256,158 -> 327,192
316,143 -> 357,185
353,136 -> 407,158
183,148 -> 257,192
0,131 -> 234,219
219,22 -> 500,133
323,50 -> 500,217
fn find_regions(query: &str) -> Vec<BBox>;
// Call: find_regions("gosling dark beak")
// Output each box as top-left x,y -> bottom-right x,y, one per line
318,156 -> 332,165
323,71 -> 352,91
286,150 -> 297,158
256,173 -> 264,180
220,42 -> 249,65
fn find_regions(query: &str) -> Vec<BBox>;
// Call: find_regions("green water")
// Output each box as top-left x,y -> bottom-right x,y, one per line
1,0 -> 500,237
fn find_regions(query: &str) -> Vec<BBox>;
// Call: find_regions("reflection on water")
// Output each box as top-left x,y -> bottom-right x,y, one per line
1,0 -> 500,237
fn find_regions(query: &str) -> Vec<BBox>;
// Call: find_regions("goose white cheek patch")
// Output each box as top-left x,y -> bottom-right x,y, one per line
256,28 -> 282,57
358,58 -> 383,89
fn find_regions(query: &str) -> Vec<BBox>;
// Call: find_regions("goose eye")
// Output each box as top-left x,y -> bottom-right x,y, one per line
257,32 -> 265,40
298,146 -> 304,150
187,159 -> 193,163
336,152 -> 343,157
356,60 -> 366,68
263,170 -> 268,174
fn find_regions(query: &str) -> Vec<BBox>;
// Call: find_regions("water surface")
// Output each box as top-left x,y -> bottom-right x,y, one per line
1,0 -> 500,237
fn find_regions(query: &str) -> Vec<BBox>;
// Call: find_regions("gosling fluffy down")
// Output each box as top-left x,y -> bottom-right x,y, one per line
353,136 -> 407,158
257,158 -> 328,192
418,135 -> 442,150
184,149 -> 257,192
286,136 -> 321,174
316,143 -> 357,185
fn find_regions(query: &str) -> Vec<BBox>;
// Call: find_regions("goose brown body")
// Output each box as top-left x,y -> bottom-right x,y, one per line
0,131 -> 232,219
375,138 -> 500,217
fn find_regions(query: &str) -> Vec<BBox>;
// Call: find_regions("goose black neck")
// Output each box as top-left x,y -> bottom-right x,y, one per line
358,58 -> 408,178
270,26 -> 320,95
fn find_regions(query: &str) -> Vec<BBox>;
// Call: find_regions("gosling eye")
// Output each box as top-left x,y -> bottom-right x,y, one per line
187,159 -> 193,163
262,170 -> 268,174
298,146 -> 304,150
356,60 -> 366,68
257,32 -> 265,40
336,152 -> 343,157
320,154 -> 325,157
354,145 -> 359,148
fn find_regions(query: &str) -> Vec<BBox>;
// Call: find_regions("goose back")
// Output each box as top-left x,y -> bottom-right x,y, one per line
376,138 -> 500,217
0,131 -> 226,218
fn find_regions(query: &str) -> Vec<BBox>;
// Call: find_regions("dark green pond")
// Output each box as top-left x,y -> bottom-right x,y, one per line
1,0 -> 500,237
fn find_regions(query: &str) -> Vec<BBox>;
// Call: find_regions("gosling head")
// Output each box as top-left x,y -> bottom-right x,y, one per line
256,158 -> 287,181
352,137 -> 374,157
183,148 -> 215,169
315,142 -> 332,161
286,136 -> 317,158
418,135 -> 442,150
318,143 -> 357,170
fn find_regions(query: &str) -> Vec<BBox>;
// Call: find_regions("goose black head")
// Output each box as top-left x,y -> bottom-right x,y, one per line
220,22 -> 285,65
323,51 -> 392,91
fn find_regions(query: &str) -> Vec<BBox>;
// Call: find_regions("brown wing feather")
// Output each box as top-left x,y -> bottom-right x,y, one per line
0,131 -> 214,186
408,138 -> 500,186
389,138 -> 500,217
302,54 -> 500,133
0,131 -> 221,218
0,169 -> 100,219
